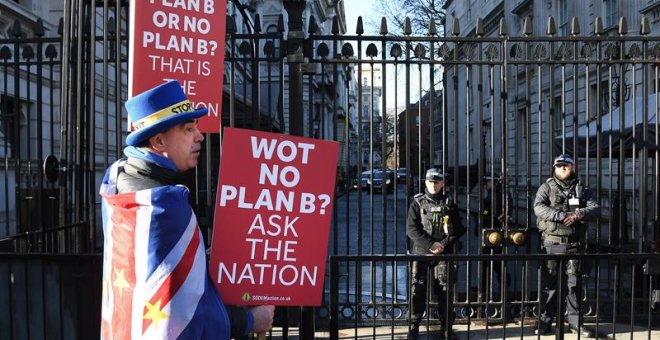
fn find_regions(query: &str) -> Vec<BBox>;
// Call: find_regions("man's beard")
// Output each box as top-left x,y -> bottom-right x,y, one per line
555,171 -> 574,181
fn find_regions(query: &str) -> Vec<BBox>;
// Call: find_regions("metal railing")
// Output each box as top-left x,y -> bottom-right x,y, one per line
329,253 -> 660,339
0,222 -> 88,254
0,253 -> 102,340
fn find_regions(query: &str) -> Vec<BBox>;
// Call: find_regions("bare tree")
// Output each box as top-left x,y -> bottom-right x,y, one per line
382,106 -> 403,169
371,0 -> 446,35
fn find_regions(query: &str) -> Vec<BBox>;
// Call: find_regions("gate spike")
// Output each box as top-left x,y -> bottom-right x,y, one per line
429,19 -> 437,36
277,14 -> 285,33
108,16 -> 116,35
452,17 -> 460,36
499,18 -> 507,36
35,18 -> 45,37
404,17 -> 412,35
332,16 -> 339,35
594,17 -> 603,36
225,15 -> 237,34
226,15 -> 237,34
475,18 -> 484,37
640,16 -> 650,35
307,15 -> 316,34
254,14 -> 262,33
58,17 -> 64,36
356,16 -> 364,35
11,19 -> 22,38
380,17 -> 388,35
570,16 -> 580,35
618,16 -> 627,35
546,16 -> 556,36
523,16 -> 532,36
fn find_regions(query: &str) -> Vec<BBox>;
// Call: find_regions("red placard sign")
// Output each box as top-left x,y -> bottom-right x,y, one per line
129,0 -> 226,133
210,128 -> 339,306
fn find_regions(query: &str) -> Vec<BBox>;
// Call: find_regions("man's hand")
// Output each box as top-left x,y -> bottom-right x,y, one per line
249,305 -> 275,333
563,212 -> 579,226
429,242 -> 445,255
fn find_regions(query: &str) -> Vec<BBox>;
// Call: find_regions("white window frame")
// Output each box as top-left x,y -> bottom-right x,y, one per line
604,0 -> 619,28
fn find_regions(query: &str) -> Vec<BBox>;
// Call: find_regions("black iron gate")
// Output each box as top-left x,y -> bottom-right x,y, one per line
1,0 -> 659,338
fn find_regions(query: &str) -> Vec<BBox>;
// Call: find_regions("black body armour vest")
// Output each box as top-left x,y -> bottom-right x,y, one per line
412,193 -> 455,254
539,178 -> 586,237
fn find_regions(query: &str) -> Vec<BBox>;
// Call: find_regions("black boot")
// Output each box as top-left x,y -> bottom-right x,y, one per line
534,320 -> 552,335
568,323 -> 595,338
439,326 -> 456,340
407,323 -> 420,340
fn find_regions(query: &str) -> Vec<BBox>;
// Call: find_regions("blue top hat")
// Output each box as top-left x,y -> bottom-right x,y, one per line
125,80 -> 207,146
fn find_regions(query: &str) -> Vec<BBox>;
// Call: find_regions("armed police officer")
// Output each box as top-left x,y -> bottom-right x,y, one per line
406,168 -> 465,339
533,154 -> 600,338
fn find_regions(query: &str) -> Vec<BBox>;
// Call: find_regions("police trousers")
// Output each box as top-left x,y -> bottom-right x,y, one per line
410,260 -> 454,325
540,241 -> 585,326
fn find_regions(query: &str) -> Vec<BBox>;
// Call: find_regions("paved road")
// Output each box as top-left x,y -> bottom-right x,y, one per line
329,184 -> 410,303
330,184 -> 409,255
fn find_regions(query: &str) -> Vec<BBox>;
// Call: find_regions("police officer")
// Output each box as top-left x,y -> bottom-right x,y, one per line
533,154 -> 600,338
479,173 -> 512,316
406,168 -> 465,339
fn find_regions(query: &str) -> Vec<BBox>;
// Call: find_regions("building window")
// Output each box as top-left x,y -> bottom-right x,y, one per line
0,20 -> 8,39
589,82 -> 600,118
0,94 -> 28,158
557,0 -> 568,36
553,95 -> 563,132
604,0 -> 619,28
481,119 -> 492,168
599,80 -> 612,114
516,106 -> 527,170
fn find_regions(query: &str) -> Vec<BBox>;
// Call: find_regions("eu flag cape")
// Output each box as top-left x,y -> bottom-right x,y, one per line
100,163 -> 230,339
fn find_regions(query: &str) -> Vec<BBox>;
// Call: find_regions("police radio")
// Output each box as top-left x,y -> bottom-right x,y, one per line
568,180 -> 584,212
442,197 -> 456,235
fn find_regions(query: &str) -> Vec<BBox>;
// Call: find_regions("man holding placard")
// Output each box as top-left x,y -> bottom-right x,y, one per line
99,80 -> 273,339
